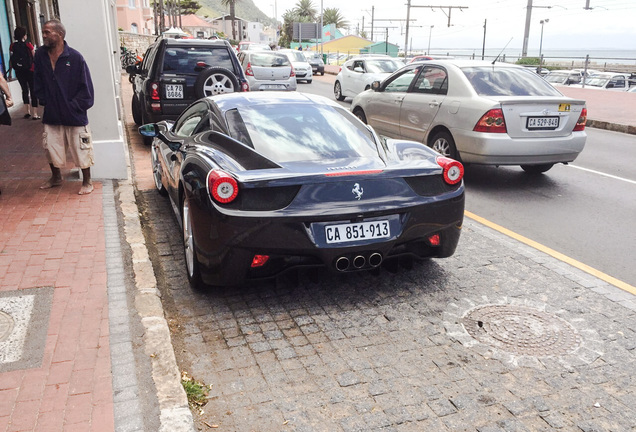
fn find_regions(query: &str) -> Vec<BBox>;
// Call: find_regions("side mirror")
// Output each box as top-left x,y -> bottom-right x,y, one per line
371,81 -> 381,91
139,124 -> 158,137
354,66 -> 365,73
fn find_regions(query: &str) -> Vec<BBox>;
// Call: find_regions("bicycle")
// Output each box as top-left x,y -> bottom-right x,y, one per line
120,46 -> 138,69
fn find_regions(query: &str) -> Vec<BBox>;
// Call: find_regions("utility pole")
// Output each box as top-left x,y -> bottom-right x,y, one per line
410,5 -> 469,28
481,19 -> 486,60
404,0 -> 411,57
371,6 -> 375,41
522,0 -> 551,57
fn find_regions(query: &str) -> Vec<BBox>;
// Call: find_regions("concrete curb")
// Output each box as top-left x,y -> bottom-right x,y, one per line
587,120 -> 636,135
118,124 -> 196,431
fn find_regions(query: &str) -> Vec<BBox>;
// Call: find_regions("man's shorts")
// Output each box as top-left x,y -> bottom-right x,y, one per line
43,124 -> 94,169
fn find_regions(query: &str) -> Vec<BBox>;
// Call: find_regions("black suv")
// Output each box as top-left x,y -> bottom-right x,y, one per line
127,38 -> 248,136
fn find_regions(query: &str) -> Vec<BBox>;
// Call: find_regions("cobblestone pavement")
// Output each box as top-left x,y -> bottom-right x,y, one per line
137,184 -> 636,432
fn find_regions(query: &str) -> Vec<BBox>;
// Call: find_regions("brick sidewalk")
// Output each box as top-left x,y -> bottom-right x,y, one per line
0,116 -> 114,431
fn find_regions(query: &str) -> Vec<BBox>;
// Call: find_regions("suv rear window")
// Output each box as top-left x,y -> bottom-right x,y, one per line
162,47 -> 235,74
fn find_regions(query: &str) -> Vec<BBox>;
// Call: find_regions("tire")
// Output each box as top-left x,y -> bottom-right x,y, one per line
182,196 -> 204,289
150,144 -> 168,196
131,93 -> 142,126
520,163 -> 554,174
353,108 -> 367,124
334,81 -> 345,101
429,131 -> 459,160
194,67 -> 239,98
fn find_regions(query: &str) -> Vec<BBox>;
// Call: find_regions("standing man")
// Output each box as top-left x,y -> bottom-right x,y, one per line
34,19 -> 95,195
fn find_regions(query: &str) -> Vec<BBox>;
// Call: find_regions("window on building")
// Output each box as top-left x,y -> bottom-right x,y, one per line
128,0 -> 136,8
131,23 -> 138,33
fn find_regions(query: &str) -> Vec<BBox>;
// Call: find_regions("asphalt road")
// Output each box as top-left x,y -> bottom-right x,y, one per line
303,74 -> 636,287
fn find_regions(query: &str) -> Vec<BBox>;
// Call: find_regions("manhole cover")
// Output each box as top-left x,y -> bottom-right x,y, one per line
0,311 -> 14,342
461,304 -> 581,356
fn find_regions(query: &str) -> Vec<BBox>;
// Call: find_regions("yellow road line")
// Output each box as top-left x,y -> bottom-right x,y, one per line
464,210 -> 636,296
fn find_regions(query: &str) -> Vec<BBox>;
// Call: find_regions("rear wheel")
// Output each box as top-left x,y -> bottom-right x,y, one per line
520,163 -> 554,174
182,197 -> 204,289
195,67 -> 239,98
353,108 -> 367,124
334,81 -> 345,101
131,93 -> 142,126
430,131 -> 459,160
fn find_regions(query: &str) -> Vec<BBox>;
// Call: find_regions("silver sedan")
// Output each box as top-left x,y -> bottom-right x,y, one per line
351,60 -> 588,173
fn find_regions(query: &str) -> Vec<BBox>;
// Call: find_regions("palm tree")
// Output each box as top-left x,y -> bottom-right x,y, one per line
322,7 -> 348,30
294,0 -> 317,20
221,0 -> 241,41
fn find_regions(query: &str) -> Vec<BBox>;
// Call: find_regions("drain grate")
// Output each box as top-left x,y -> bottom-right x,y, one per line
461,304 -> 581,356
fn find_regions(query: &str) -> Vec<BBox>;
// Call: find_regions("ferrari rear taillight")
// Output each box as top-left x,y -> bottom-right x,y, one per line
573,108 -> 587,131
251,255 -> 270,268
208,170 -> 239,204
150,82 -> 160,101
473,108 -> 507,133
245,62 -> 254,76
436,157 -> 464,185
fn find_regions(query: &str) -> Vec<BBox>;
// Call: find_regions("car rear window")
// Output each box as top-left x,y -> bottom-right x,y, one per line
250,52 -> 290,67
225,104 -> 379,163
162,46 -> 234,74
462,66 -> 561,97
365,59 -> 402,73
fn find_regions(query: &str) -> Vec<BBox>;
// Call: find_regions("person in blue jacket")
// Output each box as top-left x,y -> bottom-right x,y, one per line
34,19 -> 95,195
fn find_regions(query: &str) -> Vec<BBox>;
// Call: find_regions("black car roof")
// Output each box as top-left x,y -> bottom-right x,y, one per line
162,38 -> 231,48
207,91 -> 342,112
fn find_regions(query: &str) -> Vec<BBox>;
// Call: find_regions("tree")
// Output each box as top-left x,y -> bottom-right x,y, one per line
179,0 -> 201,15
221,0 -> 241,41
322,7 -> 348,30
294,0 -> 317,20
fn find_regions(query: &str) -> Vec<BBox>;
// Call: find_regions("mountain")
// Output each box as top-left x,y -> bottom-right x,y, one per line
197,0 -> 275,26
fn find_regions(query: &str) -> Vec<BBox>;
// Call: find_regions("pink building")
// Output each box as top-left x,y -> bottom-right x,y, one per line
116,0 -> 154,34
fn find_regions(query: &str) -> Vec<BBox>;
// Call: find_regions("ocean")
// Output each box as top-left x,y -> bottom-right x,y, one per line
428,48 -> 636,66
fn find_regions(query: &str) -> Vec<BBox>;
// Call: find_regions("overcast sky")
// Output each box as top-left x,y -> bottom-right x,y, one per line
262,0 -> 635,53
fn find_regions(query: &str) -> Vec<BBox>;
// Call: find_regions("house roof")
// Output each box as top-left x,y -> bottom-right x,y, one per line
180,14 -> 215,28
367,41 -> 399,48
211,14 -> 248,22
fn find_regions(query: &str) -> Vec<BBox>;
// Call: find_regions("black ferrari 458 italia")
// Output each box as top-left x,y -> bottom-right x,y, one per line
140,91 -> 465,288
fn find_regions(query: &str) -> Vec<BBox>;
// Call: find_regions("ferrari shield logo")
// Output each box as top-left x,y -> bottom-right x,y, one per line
352,183 -> 363,200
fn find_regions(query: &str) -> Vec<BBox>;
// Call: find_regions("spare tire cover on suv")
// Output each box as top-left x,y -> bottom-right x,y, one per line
195,67 -> 240,98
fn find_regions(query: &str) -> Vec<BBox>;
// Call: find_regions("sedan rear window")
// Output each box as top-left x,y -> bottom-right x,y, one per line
250,53 -> 290,67
225,104 -> 379,163
462,66 -> 561,97
162,47 -> 235,74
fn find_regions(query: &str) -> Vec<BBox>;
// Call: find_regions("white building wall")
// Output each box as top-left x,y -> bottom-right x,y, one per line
57,0 -> 127,179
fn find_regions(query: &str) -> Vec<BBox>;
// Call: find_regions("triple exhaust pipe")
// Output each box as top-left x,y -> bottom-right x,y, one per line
335,252 -> 383,272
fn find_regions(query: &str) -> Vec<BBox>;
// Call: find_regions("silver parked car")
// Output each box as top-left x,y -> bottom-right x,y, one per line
278,49 -> 313,84
237,51 -> 297,91
351,60 -> 588,174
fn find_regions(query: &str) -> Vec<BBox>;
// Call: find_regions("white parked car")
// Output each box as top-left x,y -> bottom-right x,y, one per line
277,49 -> 313,84
570,72 -> 630,91
351,60 -> 588,174
334,56 -> 404,101
237,51 -> 297,91
544,70 -> 585,86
